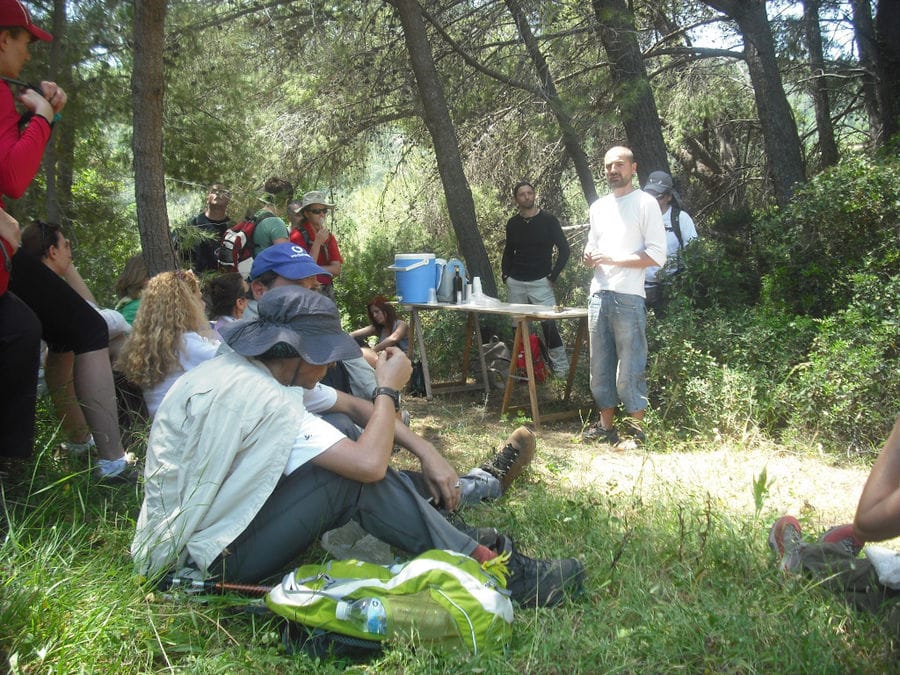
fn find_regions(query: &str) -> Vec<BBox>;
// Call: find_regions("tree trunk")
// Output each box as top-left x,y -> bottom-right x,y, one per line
42,0 -> 67,224
592,0 -> 670,185
389,0 -> 496,296
132,0 -> 175,275
802,0 -> 839,169
849,0 -> 881,145
874,0 -> 900,146
505,0 -> 597,205
703,0 -> 806,206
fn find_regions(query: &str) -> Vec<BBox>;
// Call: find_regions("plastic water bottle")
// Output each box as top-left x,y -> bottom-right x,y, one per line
336,597 -> 388,635
335,593 -> 460,641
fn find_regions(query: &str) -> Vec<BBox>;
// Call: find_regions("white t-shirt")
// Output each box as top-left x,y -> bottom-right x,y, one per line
586,189 -> 666,297
645,207 -> 698,284
143,331 -> 221,417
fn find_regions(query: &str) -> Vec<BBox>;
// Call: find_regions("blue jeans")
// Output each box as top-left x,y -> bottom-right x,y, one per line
588,291 -> 648,414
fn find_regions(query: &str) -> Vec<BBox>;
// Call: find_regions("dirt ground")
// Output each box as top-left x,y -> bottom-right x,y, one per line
405,395 -> 898,549
536,427 -> 869,530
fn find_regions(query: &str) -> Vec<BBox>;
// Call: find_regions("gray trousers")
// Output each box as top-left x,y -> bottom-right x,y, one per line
208,464 -> 477,583
799,542 -> 900,634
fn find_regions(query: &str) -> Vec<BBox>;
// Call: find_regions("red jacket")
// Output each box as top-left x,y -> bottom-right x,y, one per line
0,83 -> 52,294
289,221 -> 343,286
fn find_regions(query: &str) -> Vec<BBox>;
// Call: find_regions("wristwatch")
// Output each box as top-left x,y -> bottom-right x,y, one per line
372,386 -> 401,411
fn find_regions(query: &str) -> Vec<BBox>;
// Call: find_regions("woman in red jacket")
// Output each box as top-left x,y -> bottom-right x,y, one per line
0,2 -> 133,481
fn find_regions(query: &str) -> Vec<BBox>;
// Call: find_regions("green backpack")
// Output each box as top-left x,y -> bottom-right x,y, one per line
266,549 -> 514,655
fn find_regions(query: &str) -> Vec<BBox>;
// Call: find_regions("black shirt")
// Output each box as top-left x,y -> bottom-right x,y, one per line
501,209 -> 570,282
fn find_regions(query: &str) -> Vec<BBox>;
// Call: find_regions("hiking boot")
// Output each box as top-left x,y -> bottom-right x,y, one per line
495,535 -> 584,608
820,524 -> 864,557
768,515 -> 803,573
479,426 -> 535,493
582,422 -> 619,445
620,418 -> 645,444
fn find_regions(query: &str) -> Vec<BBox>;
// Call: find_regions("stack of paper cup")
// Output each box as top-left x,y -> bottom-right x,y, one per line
472,276 -> 483,297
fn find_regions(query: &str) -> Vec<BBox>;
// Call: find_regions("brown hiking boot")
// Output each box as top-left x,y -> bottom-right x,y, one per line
480,426 -> 536,493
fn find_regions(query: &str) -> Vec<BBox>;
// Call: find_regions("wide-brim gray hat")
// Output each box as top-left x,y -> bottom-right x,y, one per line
219,286 -> 361,364
298,190 -> 336,211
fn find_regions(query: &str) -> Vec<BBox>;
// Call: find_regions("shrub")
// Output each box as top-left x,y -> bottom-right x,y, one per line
755,154 -> 899,317
779,266 -> 899,453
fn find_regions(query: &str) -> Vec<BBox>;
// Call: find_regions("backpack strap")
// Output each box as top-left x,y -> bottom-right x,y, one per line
668,202 -> 684,249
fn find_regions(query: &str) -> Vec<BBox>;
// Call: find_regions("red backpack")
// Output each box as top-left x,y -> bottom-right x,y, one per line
217,212 -> 266,271
516,334 -> 548,383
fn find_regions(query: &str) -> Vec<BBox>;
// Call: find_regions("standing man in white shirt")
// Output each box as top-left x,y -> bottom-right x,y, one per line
641,171 -> 698,316
582,147 -> 667,447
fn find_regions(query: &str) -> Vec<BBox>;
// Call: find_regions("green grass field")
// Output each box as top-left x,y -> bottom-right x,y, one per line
2,396 -> 896,673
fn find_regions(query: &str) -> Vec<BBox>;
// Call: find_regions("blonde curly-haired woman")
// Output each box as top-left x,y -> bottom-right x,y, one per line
117,270 -> 220,418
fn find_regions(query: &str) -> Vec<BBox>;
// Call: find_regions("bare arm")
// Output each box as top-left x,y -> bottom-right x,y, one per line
324,383 -> 461,510
854,416 -> 900,542
311,347 -> 411,482
373,320 -> 408,353
583,250 -> 659,269
0,208 -> 21,249
350,325 -> 376,341
63,265 -> 98,305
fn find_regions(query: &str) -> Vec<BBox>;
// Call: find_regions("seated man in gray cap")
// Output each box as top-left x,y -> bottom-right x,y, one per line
243,242 -> 375,399
242,243 -> 536,508
132,286 -> 584,608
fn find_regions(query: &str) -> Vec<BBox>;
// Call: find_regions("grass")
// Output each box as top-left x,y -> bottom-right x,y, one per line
1,394 -> 897,673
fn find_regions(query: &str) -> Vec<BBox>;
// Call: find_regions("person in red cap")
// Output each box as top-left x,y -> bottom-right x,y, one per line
1,3 -> 136,483
0,0 -> 60,462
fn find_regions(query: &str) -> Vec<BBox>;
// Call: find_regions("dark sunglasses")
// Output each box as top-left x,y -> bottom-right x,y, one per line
306,208 -> 329,215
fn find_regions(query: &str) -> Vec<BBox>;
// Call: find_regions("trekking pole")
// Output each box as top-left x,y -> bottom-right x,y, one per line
158,573 -> 273,597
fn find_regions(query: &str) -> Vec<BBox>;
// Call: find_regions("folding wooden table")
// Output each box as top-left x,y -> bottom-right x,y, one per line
401,301 -> 589,429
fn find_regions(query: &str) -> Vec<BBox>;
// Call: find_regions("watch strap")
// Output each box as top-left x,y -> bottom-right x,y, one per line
372,386 -> 401,411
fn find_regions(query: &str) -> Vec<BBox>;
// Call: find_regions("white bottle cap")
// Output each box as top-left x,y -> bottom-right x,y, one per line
335,600 -> 351,621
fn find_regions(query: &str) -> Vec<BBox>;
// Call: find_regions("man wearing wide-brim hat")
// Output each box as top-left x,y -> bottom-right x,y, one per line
132,286 -> 584,607
288,190 -> 343,302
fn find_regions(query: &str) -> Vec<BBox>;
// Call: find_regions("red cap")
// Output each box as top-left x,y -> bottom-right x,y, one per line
0,0 -> 53,42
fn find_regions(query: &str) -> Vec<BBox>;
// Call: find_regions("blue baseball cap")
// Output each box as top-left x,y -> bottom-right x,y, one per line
249,243 -> 330,281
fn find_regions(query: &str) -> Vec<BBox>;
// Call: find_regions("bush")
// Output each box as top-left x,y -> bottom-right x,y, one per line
755,155 -> 899,317
779,267 -> 899,453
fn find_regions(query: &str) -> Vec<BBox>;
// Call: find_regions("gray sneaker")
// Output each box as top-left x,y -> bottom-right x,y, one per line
768,516 -> 803,573
819,524 -> 864,557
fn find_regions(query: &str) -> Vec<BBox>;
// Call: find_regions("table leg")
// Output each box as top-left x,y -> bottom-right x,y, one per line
411,307 -> 433,401
469,313 -> 490,394
501,322 -> 522,415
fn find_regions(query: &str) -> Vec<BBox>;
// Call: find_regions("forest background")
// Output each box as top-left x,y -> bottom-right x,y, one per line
0,0 -> 899,669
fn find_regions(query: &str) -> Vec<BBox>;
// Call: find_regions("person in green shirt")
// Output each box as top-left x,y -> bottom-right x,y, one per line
252,177 -> 292,255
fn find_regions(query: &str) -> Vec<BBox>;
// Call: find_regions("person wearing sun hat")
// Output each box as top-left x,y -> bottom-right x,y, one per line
641,170 -> 698,315
288,190 -> 343,301
132,285 -> 585,607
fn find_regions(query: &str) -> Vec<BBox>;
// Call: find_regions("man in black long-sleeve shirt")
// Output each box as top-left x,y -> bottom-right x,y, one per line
501,182 -> 570,377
